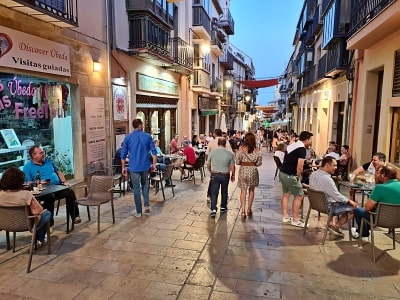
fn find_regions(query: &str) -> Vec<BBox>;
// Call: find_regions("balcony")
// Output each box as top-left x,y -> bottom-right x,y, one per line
303,64 -> 316,88
1,0 -> 78,27
220,50 -> 234,70
312,4 -> 323,35
192,69 -> 211,93
126,0 -> 173,29
322,0 -> 350,49
218,8 -> 234,35
210,29 -> 225,56
347,0 -> 398,49
192,4 -> 211,40
318,39 -> 348,78
164,37 -> 193,74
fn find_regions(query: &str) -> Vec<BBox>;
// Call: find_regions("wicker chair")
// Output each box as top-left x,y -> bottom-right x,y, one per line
359,202 -> 400,262
76,176 -> 115,233
0,205 -> 51,273
148,164 -> 175,201
303,188 -> 352,245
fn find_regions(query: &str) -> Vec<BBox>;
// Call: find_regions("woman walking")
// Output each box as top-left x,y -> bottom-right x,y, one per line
235,132 -> 262,218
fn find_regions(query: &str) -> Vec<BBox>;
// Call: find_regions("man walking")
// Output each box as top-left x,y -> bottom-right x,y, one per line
309,156 -> 357,236
279,131 -> 313,227
121,119 -> 157,217
207,138 -> 235,217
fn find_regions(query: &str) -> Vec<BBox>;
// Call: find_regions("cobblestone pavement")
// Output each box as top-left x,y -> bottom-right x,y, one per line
1,152 -> 400,299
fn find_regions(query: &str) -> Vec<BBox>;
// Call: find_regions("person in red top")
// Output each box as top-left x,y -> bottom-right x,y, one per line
169,134 -> 180,154
179,140 -> 196,180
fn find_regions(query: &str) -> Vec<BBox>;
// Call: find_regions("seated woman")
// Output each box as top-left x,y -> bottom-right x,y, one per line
338,145 -> 351,179
0,167 -> 51,247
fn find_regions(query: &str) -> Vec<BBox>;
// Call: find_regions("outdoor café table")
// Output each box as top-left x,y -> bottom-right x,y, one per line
33,184 -> 75,234
337,180 -> 373,206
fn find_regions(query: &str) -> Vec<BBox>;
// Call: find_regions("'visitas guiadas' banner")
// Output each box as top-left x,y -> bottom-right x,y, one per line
0,25 -> 71,76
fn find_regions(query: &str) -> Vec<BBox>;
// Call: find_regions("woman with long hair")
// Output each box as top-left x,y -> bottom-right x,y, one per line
235,132 -> 262,218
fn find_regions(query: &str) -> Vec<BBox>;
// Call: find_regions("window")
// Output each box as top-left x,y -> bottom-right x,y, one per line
0,73 -> 74,178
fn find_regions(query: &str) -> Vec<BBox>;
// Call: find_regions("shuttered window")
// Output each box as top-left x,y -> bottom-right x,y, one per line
393,50 -> 400,97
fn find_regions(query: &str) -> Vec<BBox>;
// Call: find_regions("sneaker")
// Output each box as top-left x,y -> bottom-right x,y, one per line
361,236 -> 370,243
189,175 -> 194,180
74,216 -> 82,224
220,207 -> 227,213
329,225 -> 344,236
144,207 -> 150,214
210,210 -> 217,217
132,212 -> 142,218
282,216 -> 293,224
351,227 -> 360,239
291,219 -> 308,228
182,176 -> 189,181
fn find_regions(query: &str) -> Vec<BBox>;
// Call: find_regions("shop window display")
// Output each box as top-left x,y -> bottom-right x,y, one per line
0,73 -> 74,179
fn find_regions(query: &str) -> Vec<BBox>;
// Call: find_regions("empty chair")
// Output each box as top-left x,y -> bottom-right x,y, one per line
303,188 -> 352,245
148,164 -> 175,201
76,176 -> 115,233
359,203 -> 400,262
0,205 -> 51,273
273,156 -> 282,180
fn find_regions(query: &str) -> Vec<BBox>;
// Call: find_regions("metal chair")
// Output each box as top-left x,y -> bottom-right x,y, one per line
273,156 -> 282,180
148,164 -> 175,201
76,176 -> 115,233
359,202 -> 400,262
0,205 -> 51,273
303,188 -> 352,245
183,156 -> 205,184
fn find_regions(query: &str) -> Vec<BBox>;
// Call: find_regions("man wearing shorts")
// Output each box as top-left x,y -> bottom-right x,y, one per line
309,156 -> 358,236
279,131 -> 313,227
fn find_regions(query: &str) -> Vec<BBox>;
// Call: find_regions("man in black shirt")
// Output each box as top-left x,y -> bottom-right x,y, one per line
279,131 -> 313,227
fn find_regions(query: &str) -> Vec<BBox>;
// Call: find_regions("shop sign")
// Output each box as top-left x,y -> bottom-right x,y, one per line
85,97 -> 106,165
0,74 -> 68,120
0,25 -> 70,76
137,73 -> 178,95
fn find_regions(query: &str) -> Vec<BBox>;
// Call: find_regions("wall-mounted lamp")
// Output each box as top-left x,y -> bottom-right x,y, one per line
201,43 -> 210,56
224,79 -> 232,89
93,61 -> 101,72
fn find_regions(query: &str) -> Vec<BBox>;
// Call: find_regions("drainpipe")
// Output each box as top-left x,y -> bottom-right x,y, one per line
105,0 -> 113,162
349,49 -> 363,162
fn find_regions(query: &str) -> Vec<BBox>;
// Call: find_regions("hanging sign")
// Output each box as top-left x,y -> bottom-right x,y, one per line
0,25 -> 71,76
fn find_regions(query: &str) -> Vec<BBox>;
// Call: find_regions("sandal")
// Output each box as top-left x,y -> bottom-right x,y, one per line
247,208 -> 253,216
241,212 -> 246,219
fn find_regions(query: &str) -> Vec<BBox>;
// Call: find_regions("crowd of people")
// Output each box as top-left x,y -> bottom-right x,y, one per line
2,121 -> 400,248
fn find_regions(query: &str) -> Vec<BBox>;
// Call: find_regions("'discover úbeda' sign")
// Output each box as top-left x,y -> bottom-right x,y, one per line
0,25 -> 71,77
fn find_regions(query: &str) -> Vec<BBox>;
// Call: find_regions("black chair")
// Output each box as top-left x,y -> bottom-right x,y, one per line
303,188 -> 352,245
273,156 -> 282,180
148,164 -> 175,201
183,156 -> 205,184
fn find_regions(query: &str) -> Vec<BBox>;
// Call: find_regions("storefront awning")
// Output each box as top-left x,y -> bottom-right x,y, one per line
238,78 -> 279,89
200,109 -> 219,116
255,106 -> 279,114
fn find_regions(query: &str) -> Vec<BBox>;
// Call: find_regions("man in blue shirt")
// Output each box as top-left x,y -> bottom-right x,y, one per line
121,119 -> 157,217
23,146 -> 81,228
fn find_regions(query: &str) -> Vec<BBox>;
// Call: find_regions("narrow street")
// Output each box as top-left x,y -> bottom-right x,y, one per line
1,152 -> 400,299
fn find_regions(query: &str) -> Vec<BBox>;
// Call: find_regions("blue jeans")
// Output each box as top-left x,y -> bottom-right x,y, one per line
354,207 -> 372,237
130,171 -> 150,214
36,210 -> 51,242
210,173 -> 230,211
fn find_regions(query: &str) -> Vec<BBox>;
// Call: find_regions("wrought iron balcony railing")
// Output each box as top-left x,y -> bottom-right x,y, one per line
169,37 -> 193,71
211,29 -> 225,51
318,39 -> 348,78
349,0 -> 395,37
5,0 -> 78,27
219,8 -> 234,35
192,5 -> 211,36
126,0 -> 173,28
220,50 -> 234,70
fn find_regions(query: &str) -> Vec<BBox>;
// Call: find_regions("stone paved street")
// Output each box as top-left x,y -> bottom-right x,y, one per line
1,152 -> 400,299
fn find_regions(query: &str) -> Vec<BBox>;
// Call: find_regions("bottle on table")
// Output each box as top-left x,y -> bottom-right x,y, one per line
36,171 -> 43,190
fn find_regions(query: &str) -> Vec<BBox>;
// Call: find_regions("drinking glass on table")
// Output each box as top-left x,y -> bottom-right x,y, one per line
348,173 -> 355,182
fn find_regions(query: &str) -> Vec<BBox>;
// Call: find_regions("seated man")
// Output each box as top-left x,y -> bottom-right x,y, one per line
309,156 -> 357,236
23,146 -> 81,227
352,152 -> 386,177
324,145 -> 340,160
179,140 -> 196,181
352,165 -> 400,241
150,140 -> 174,187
